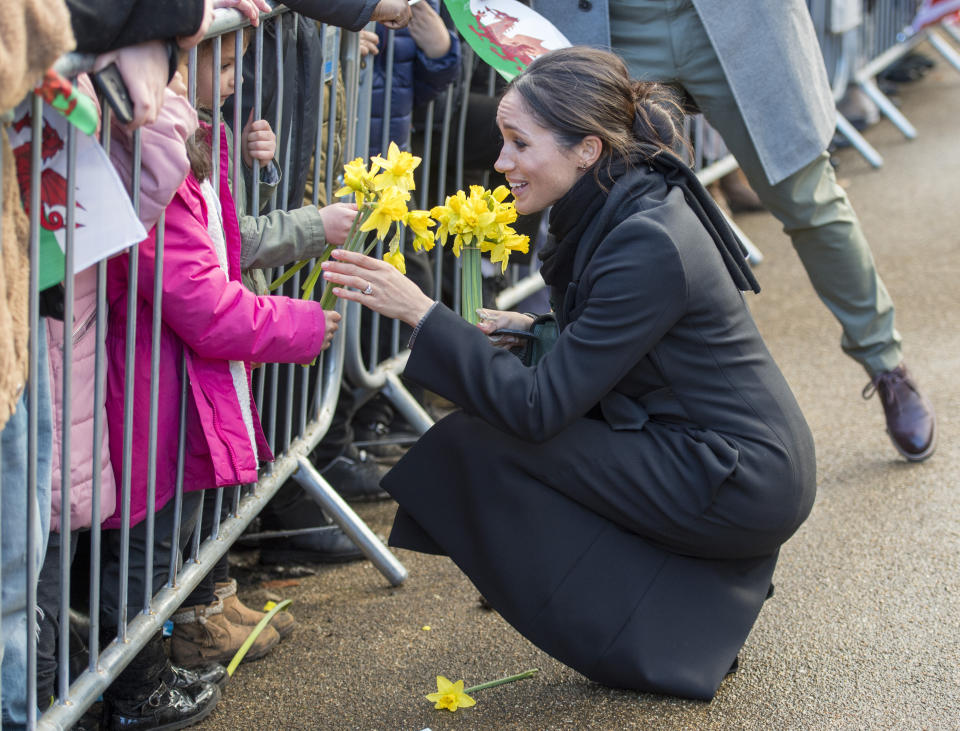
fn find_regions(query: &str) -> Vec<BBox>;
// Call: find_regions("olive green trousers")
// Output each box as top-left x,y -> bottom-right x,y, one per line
611,0 -> 902,375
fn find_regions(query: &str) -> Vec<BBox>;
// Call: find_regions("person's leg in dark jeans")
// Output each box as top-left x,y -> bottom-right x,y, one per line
35,530 -> 80,712
100,491 -> 220,729
171,489 -> 288,668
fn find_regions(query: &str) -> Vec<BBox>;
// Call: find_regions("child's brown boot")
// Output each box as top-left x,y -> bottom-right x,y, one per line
170,599 -> 280,668
214,578 -> 296,639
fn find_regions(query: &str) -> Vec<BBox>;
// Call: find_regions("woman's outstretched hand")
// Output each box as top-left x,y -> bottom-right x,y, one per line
321,249 -> 434,328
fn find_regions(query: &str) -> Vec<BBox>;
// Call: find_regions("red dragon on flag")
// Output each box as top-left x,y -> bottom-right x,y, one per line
11,111 -> 84,234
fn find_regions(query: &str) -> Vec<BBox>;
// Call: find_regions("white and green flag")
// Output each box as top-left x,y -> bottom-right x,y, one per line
9,99 -> 146,290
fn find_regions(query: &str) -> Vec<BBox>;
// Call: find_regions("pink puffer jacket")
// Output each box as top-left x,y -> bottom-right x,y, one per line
47,79 -> 197,532
102,123 -> 328,530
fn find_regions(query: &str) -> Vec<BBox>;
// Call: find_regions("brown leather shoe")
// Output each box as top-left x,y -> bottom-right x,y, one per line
863,363 -> 936,462
215,579 -> 295,639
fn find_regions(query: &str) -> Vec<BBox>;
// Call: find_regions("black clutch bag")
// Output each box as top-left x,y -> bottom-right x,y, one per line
521,314 -> 559,367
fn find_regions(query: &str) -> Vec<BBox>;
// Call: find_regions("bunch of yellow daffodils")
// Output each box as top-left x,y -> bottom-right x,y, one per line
430,185 -> 529,324
268,142 -> 434,308
269,147 -> 529,327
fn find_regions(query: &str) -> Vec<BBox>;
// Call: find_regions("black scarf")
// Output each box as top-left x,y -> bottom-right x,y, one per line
540,152 -> 761,295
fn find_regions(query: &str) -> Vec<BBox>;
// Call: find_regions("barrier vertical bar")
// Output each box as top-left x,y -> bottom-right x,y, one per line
419,101 -> 434,211
56,122 -> 78,705
142,211 -> 165,611
88,104 -> 113,670
253,21 -> 266,414
281,19 -> 298,454
167,356 -> 189,587
117,129 -> 142,642
26,93 -> 42,731
433,83 -> 454,298
233,29 -> 244,213
211,487 -> 225,540
213,35 -> 222,196
265,14 -> 283,461
88,256 -> 107,669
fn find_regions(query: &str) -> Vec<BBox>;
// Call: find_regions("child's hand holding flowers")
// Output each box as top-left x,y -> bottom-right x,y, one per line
319,203 -> 360,246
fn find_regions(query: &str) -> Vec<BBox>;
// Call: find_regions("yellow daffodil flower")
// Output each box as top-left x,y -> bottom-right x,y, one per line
335,157 -> 379,206
384,249 -> 406,274
360,186 -> 409,241
481,229 -> 531,273
404,210 -> 436,252
425,676 -> 476,712
371,141 -> 420,193
489,184 -> 510,203
430,203 -> 453,248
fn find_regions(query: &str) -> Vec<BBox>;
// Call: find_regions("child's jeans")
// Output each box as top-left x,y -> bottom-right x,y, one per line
2,325 -> 53,729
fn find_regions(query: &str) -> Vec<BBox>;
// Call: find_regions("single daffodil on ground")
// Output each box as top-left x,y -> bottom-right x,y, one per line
426,676 -> 476,712
423,669 -> 539,713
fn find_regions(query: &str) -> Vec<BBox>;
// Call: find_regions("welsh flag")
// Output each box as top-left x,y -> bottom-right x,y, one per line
443,0 -> 570,80
9,93 -> 146,291
911,0 -> 960,31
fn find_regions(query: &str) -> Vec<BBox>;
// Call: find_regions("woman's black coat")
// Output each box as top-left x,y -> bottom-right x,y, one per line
383,163 -> 817,700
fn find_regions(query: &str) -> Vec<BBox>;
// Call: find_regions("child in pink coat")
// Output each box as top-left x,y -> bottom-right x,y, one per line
97,54 -> 340,722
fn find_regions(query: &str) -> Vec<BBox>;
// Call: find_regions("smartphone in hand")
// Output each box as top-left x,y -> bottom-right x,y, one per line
92,63 -> 134,125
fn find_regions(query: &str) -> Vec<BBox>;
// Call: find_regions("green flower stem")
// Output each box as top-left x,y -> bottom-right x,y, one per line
225,599 -> 293,676
267,258 -> 309,291
464,668 -> 540,694
461,245 -> 482,325
302,258 -> 327,302
318,206 -> 374,309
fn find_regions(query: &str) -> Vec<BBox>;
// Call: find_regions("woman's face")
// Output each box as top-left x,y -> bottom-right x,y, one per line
494,90 -> 584,215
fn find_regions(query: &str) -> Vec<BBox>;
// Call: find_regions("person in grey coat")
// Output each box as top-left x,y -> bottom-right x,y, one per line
320,47 -> 817,700
533,0 -> 936,462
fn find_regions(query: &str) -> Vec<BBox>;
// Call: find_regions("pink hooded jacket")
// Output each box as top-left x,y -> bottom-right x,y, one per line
48,79 -> 197,532
102,123 -> 328,530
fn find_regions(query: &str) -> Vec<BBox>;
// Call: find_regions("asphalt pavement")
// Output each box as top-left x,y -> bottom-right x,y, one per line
199,52 -> 960,731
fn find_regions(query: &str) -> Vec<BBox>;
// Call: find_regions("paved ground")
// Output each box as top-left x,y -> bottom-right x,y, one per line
200,53 -> 960,731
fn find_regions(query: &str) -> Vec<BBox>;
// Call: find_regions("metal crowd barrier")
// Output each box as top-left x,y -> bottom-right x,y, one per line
27,7 -> 412,729
14,2 -> 960,728
814,0 -> 960,160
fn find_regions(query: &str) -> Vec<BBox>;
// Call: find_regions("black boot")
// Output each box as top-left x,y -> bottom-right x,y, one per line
318,444 -> 390,502
107,677 -> 219,731
164,662 -> 229,692
104,632 -> 219,730
252,480 -> 364,564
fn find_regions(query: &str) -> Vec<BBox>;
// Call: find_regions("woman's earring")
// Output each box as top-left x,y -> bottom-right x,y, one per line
578,162 -> 587,170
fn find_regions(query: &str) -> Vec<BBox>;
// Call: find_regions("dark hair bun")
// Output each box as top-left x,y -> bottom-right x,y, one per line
508,47 -> 686,169
631,82 -> 683,151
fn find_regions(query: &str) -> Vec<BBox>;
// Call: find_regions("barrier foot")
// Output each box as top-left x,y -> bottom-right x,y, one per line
857,78 -> 917,139
722,210 -> 763,266
835,114 -> 884,168
926,29 -> 960,73
292,456 -> 407,586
